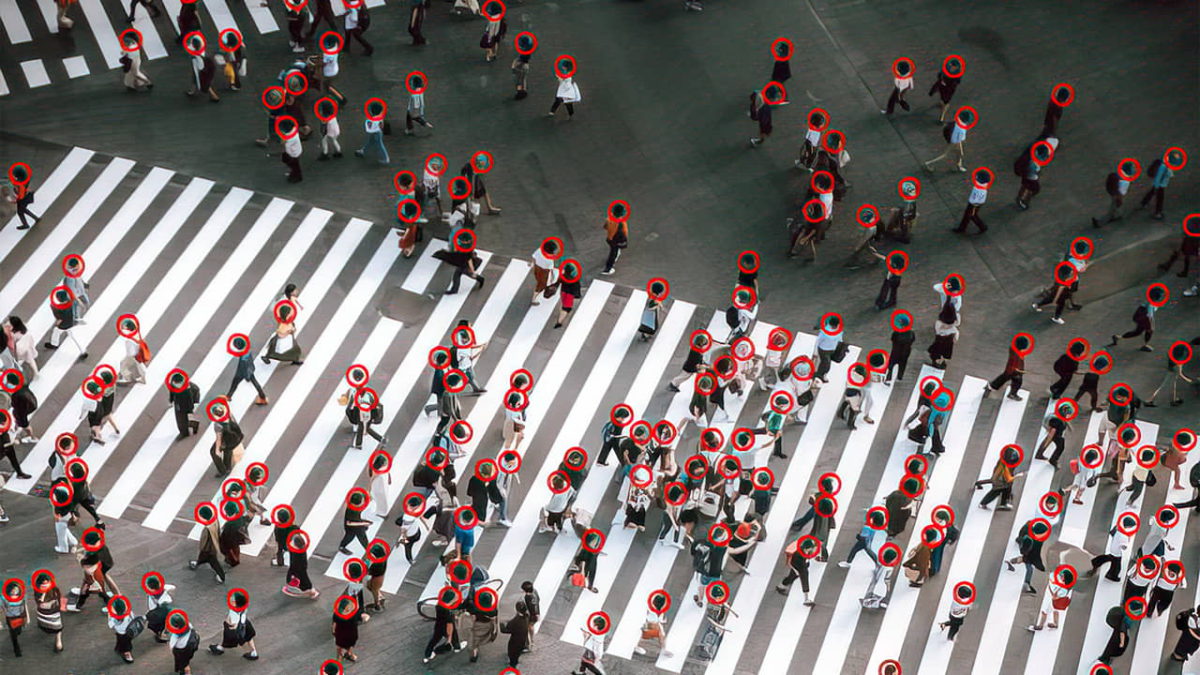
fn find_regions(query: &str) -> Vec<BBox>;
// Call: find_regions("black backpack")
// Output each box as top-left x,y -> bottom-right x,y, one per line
942,121 -> 954,143
1013,146 -> 1032,177
1147,158 -> 1163,181
725,306 -> 740,329
1104,172 -> 1120,196
358,6 -> 370,30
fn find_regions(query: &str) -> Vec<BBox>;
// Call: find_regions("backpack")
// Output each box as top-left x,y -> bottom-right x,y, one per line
1147,158 -> 1163,181
358,6 -> 371,30
692,541 -> 711,574
725,306 -> 740,330
942,121 -> 954,143
1105,606 -> 1125,629
1104,172 -> 1121,196
187,383 -> 201,411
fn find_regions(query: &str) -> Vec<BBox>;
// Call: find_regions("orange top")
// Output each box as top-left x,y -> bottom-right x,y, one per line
604,218 -> 627,240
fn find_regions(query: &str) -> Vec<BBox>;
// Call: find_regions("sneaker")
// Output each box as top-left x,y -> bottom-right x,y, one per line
498,519 -> 513,527
1140,345 -> 1154,352
750,138 -> 763,147
1030,302 -> 1042,312
1184,286 -> 1199,297
1050,317 -> 1065,325
838,561 -> 851,569
634,646 -> 647,655
601,268 -> 615,276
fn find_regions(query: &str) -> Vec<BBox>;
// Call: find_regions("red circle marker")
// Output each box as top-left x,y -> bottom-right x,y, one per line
65,457 -> 89,484
684,455 -> 708,481
448,175 -> 471,202
1079,444 -> 1104,470
891,57 -> 914,80
261,86 -> 286,110
1134,555 -> 1162,581
930,504 -> 955,528
761,81 -> 787,105
402,492 -> 427,518
334,595 -> 359,620
183,32 -> 206,56
699,427 -> 724,453
890,309 -> 913,333
730,428 -> 755,453
365,539 -> 391,564
81,376 -> 104,401
49,285 -> 75,310
954,106 -> 979,131
1040,491 -> 1064,518
690,329 -> 714,353
344,364 -> 371,389
999,443 -> 1025,470
165,609 -> 190,634
806,108 -> 831,131
587,610 -> 612,634
796,535 -> 822,560
953,581 -> 976,606
474,458 -> 499,484
368,449 -> 392,476
629,464 -> 654,489
274,114 -> 300,141
695,372 -> 718,397
227,588 -> 250,612
898,177 -> 921,200
1116,422 -> 1141,448
609,403 -> 634,428
405,71 -> 428,95
751,468 -> 775,491
1027,518 -> 1051,542
652,419 -> 677,446
878,543 -> 902,568
218,28 -> 242,53
1053,398 -> 1078,423
1164,147 -> 1187,171
540,236 -> 565,259
1031,141 -> 1055,167
49,482 -> 74,508
514,31 -> 537,56
1052,564 -> 1078,589
364,98 -> 387,122
454,506 -> 480,531
482,0 -> 506,21
865,507 -> 889,531
343,557 -> 367,583
1174,428 -> 1196,453
7,162 -> 30,186
393,170 -> 416,195
60,255 -> 85,281
704,581 -> 730,606
1168,340 -> 1193,366
847,363 -> 869,388
1146,283 -> 1169,307
931,387 -> 955,412
814,495 -> 838,518
819,312 -> 844,336
139,571 -> 164,596
547,471 -> 570,494
221,478 -> 246,500
319,31 -> 344,55
1010,333 -> 1035,358
717,455 -> 742,480
647,277 -> 670,302
425,154 -> 447,177
1116,512 -> 1140,536
856,204 -> 880,230
165,368 -> 192,393
473,586 -> 499,614
802,198 -> 827,224
508,370 -> 534,393
812,170 -> 835,195
1054,261 -> 1078,287
435,586 -> 462,611
904,454 -> 929,477
345,487 -> 371,512
1183,214 -> 1200,238
1124,597 -> 1148,622
1135,444 -> 1159,470
1115,158 -> 1141,182
206,398 -> 231,424
1050,83 -> 1075,107
450,421 -> 473,445
582,529 -> 606,553
271,504 -> 295,528
564,447 -> 588,471
971,167 -> 994,190
770,37 -> 794,61
282,73 -> 307,98
559,258 -> 582,284
287,530 -> 310,554
497,450 -> 521,475
314,97 -> 338,123
354,386 -> 379,413
822,129 -> 846,155
770,390 -> 796,415
81,527 -> 105,552
115,314 -> 140,339
1069,237 -> 1094,261
554,54 -> 577,79
879,659 -> 903,675
866,349 -> 890,373
942,54 -> 965,78
629,421 -> 653,447
941,273 -> 966,298
0,410 -> 9,435
427,346 -> 452,371
921,524 -> 945,548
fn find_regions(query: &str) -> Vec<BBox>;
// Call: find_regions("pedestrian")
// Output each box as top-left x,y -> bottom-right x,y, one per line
438,232 -> 486,297
1074,352 -> 1109,413
337,491 -> 372,555
927,56 -> 963,122
924,106 -> 973,172
3,316 -> 38,379
635,591 -> 671,657
8,166 -> 41,231
775,537 -> 817,605
168,371 -> 201,441
43,288 -> 87,359
404,73 -> 434,135
120,32 -> 153,92
937,583 -> 972,641
1160,229 -> 1199,278
284,2 -> 307,53
408,0 -> 427,46
343,1 -> 373,55
283,531 -> 319,599
1015,138 -> 1057,210
105,595 -> 137,664
355,103 -> 390,165
1148,560 -> 1186,617
549,67 -> 583,121
31,571 -> 63,653
304,0 -> 338,40
602,203 -> 629,276
280,117 -> 303,183
117,317 -> 150,385
209,399 -> 246,478
1145,342 -> 1194,408
512,33 -> 534,99
903,538 -> 932,587
554,260 -> 583,329
316,99 -> 342,161
184,37 -> 220,103
364,539 -> 388,610
3,579 -> 28,658
839,508 -> 885,569
929,510 -> 959,576
887,312 -> 915,384
952,167 -> 991,233
813,314 -> 844,382
168,611 -> 200,674
343,389 -> 385,451
1139,148 -> 1183,220
521,580 -> 540,650
571,618 -> 608,675
1093,158 -> 1139,227
927,300 -> 959,370
770,39 -> 792,93
570,531 -> 602,594
861,545 -> 900,610
66,459 -> 104,527
219,503 -> 251,568
227,338 -> 269,405
481,4 -> 507,62
1048,340 -> 1088,398
189,504 -> 226,584
1086,515 -> 1135,582
1028,567 -> 1075,632
0,413 -> 30,479
983,335 -> 1028,400
264,303 -> 304,365
500,601 -> 530,668
1033,402 -> 1073,469
142,573 -> 173,643
881,58 -> 914,115
125,0 -> 160,22
208,589 -> 258,660
218,32 -> 246,91
795,109 -> 827,171
1097,603 -> 1133,666
422,587 -> 466,664
1005,519 -> 1048,594
72,528 -> 122,609
176,0 -> 200,41
1171,605 -> 1200,662
1109,285 -> 1165,352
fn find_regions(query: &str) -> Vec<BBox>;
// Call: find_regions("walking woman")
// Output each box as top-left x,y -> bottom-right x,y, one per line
1028,567 -> 1073,632
1109,285 -> 1165,353
264,302 -> 304,365
208,589 -> 258,660
481,5 -> 507,62
1171,605 -> 1200,662
332,595 -> 360,663
121,32 -> 153,92
168,611 -> 200,674
3,579 -> 28,657
927,300 -> 959,370
283,531 -> 320,599
32,571 -> 63,653
555,260 -> 583,328
107,595 -> 136,663
548,72 -> 581,119
570,531 -> 602,594
184,37 -> 220,103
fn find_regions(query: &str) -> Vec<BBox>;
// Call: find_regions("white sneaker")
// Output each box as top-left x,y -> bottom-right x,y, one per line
1184,286 -> 1198,297
838,561 -> 851,568
634,646 -> 646,655
1051,317 -> 1065,325
498,519 -> 513,527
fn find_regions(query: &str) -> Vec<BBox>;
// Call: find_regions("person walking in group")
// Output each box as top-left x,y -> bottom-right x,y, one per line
345,389 -> 385,449
1048,339 -> 1088,398
343,1 -> 373,55
168,371 -> 201,441
190,504 -> 226,584
1139,148 -> 1183,220
500,601 -> 530,668
32,571 -> 63,653
422,587 -> 466,664
1005,518 -> 1049,594
9,166 -> 41,230
1093,158 -> 1139,227
512,34 -> 533,99
408,0 -> 427,46
887,312 -> 915,383
263,303 -> 304,365
983,334 -> 1028,400
927,56 -> 962,122
937,583 -> 973,641
1033,401 -> 1073,469
208,589 -> 258,660
521,580 -> 540,651
117,317 -> 149,385
1144,341 -> 1195,407
337,491 -> 372,555
304,0 -> 339,40
106,595 -> 136,664
1160,227 -> 1199,278
1028,567 -> 1075,633
1170,604 -> 1200,662
168,611 -> 200,675
184,37 -> 220,103
227,339 -> 269,405
284,531 -> 319,600
280,117 -> 303,183
125,0 -> 160,22
3,579 -> 28,658
209,399 -> 245,478
549,70 -> 582,120
1016,139 -> 1056,210
776,537 -> 817,606
1086,515 -> 1135,582
317,99 -> 342,160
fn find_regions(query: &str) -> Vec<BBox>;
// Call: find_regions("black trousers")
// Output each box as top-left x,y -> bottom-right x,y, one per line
210,444 -> 233,476
597,436 -> 621,464
1074,381 -> 1099,411
884,87 -> 910,114
16,195 -> 40,228
887,347 -> 910,381
945,614 -> 964,640
781,560 -> 810,592
409,7 -> 427,45
282,153 -> 303,182
303,1 -> 339,39
1,445 -> 24,474
195,549 -> 225,577
1090,553 -> 1123,581
174,409 -> 194,437
1049,368 -> 1075,398
955,204 -> 986,232
339,526 -> 369,551
353,421 -> 383,447
989,372 -> 1022,396
875,275 -> 900,310
1141,187 -> 1165,214
1120,315 -> 1153,343
550,98 -> 575,116
604,241 -> 621,272
345,27 -> 372,53
425,618 -> 461,658
126,0 -> 158,20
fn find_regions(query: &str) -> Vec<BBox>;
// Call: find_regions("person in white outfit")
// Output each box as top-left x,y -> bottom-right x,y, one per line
121,36 -> 153,92
317,99 -> 342,160
549,75 -> 580,119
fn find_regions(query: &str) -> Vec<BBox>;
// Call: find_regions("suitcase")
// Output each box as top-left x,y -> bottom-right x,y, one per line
638,307 -> 659,340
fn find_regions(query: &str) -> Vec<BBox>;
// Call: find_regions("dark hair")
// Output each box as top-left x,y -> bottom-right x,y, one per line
7,316 -> 26,334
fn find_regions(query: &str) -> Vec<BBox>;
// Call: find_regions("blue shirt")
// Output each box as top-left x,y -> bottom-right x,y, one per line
816,329 -> 842,352
1152,163 -> 1174,189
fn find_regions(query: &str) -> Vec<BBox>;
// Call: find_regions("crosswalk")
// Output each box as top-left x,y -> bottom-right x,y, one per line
0,0 -> 387,96
3,146 -> 1197,674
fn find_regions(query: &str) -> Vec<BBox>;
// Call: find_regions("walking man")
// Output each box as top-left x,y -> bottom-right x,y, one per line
952,167 -> 991,233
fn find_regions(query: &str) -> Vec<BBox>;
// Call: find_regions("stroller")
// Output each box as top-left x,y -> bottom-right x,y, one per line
693,602 -> 737,661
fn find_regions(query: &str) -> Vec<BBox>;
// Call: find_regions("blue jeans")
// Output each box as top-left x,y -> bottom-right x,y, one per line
358,131 -> 389,164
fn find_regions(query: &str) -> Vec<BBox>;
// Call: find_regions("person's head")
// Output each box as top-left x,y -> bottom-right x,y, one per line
895,60 -> 911,77
1167,148 -> 1185,166
955,584 -> 972,602
1148,285 -> 1167,304
516,600 -> 528,615
973,168 -> 991,186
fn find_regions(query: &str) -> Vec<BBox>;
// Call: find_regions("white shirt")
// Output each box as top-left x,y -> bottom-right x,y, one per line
546,487 -> 575,513
1107,531 -> 1130,557
1049,583 -> 1072,601
109,614 -> 132,634
556,78 -> 580,103
764,345 -> 786,369
818,192 -> 833,218
949,122 -> 967,145
949,600 -> 970,618
933,283 -> 963,313
169,628 -> 193,649
968,186 -> 988,206
226,609 -> 246,626
506,407 -> 525,424
322,54 -> 339,78
1156,570 -> 1187,591
1140,523 -> 1168,555
804,128 -> 821,146
531,249 -> 555,271
894,76 -> 913,92
344,8 -> 359,30
284,134 -> 302,159
736,305 -> 757,333
1115,178 -> 1130,196
123,335 -> 139,357
364,118 -> 382,134
323,117 -> 341,139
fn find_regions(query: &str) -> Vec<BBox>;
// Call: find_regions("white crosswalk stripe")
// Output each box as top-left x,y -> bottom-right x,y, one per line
3,145 -> 1196,675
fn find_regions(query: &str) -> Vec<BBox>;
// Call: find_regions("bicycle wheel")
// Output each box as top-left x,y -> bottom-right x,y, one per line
417,596 -> 439,620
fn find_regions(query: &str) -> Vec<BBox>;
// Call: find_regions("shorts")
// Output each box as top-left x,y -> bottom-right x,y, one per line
561,292 -> 576,312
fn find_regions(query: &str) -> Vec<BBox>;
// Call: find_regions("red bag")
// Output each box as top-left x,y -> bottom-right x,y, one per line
570,572 -> 586,588
135,339 -> 152,364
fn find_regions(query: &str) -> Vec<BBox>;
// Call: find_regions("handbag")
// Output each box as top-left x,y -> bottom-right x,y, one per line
570,572 -> 587,588
582,649 -> 597,664
125,615 -> 146,640
6,614 -> 25,630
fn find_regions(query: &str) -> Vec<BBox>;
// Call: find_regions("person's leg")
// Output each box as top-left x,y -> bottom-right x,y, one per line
565,103 -> 575,117
884,88 -> 899,114
603,242 -> 620,273
1154,187 -> 1165,216
550,98 -> 564,114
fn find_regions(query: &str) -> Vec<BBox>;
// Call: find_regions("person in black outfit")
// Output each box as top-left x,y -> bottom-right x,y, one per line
1048,340 -> 1087,398
337,492 -> 371,555
126,0 -> 161,22
11,176 -> 40,230
176,3 -> 200,45
66,461 -> 104,527
887,315 -> 915,384
874,252 -> 904,310
438,233 -> 486,295
168,372 -> 201,441
501,601 -> 531,667
1074,354 -> 1109,413
345,391 -> 385,449
927,57 -> 962,122
423,588 -> 466,663
0,423 -> 30,479
304,0 -> 340,41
